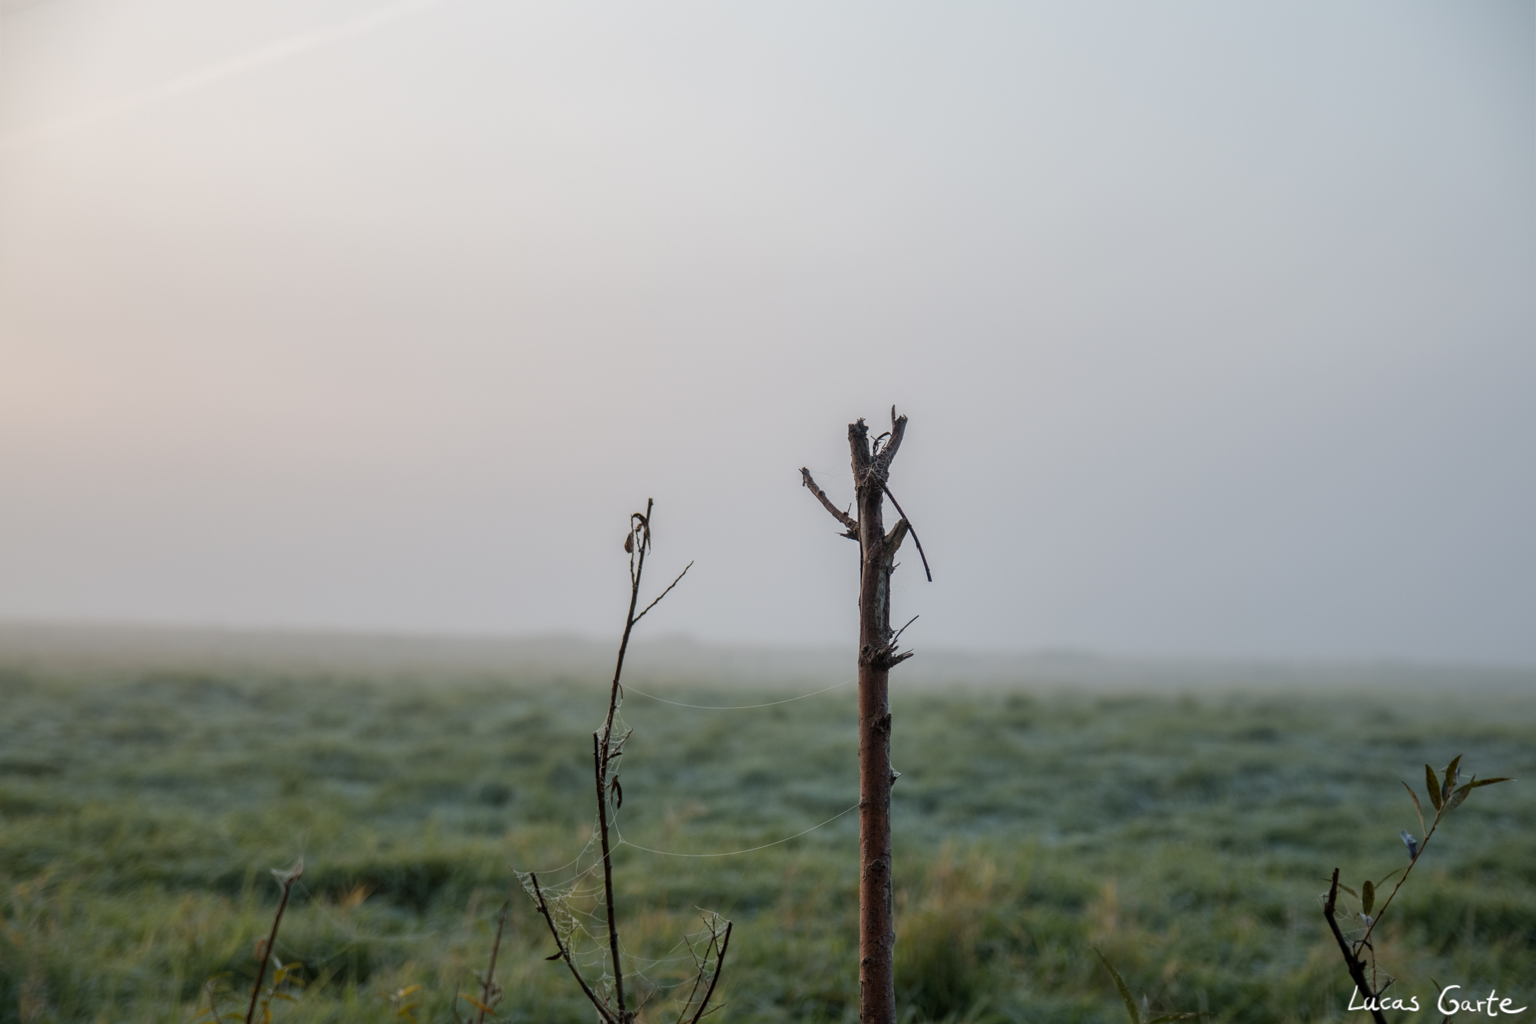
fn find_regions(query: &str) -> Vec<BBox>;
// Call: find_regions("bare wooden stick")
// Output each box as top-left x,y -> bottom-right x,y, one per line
530,872 -> 616,1024
244,860 -> 302,1024
1324,868 -> 1389,1024
798,407 -> 927,1024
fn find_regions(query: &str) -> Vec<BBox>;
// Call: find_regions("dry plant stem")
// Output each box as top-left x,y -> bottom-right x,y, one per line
1324,868 -> 1389,1024
674,933 -> 714,1022
594,732 -> 627,1018
589,500 -> 655,1022
591,497 -> 692,1024
684,921 -> 733,1024
530,872 -> 615,1024
531,499 -> 714,1024
602,498 -> 652,753
475,902 -> 509,1024
244,867 -> 300,1024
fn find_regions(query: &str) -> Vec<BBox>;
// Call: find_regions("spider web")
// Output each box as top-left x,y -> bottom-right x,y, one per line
515,704 -> 731,1023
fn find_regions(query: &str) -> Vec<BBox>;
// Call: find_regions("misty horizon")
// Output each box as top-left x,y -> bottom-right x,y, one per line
2,2 -> 1532,664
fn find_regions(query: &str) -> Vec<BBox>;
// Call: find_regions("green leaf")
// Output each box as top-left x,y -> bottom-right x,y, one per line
1094,948 -> 1140,1024
1444,755 -> 1463,798
1336,882 -> 1359,900
1402,782 -> 1425,835
1361,880 -> 1375,917
1376,867 -> 1404,887
1426,765 -> 1443,812
1146,1015 -> 1204,1024
1445,781 -> 1474,813
1469,777 -> 1513,789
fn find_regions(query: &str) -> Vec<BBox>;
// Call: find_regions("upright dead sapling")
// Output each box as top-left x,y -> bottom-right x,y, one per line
801,408 -> 930,1024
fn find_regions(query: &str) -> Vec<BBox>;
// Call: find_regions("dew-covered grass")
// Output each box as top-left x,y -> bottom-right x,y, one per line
1,663 -> 1532,1023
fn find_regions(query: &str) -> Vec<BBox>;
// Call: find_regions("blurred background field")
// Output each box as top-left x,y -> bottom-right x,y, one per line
1,627 -> 1533,1024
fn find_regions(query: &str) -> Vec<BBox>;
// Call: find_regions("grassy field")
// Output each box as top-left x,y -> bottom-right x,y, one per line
1,654 -> 1533,1024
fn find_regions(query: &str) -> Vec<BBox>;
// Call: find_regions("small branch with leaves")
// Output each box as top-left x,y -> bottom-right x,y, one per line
1322,755 -> 1512,1014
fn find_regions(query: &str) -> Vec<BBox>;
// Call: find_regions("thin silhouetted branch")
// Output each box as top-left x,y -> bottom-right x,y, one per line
604,499 -> 653,756
1354,799 -> 1445,955
880,483 -> 931,581
684,921 -> 733,1024
633,560 -> 693,626
1324,868 -> 1389,1024
594,733 -> 627,1018
244,859 -> 303,1024
529,872 -> 615,1024
800,467 -> 858,535
473,901 -> 509,1024
526,500 -> 730,1024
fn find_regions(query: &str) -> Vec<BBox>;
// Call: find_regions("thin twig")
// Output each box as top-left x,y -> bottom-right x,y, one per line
1356,802 -> 1443,954
632,561 -> 693,626
685,921 -> 733,1024
800,467 -> 858,534
605,498 -> 653,757
674,942 -> 711,1024
475,901 -> 509,1024
594,733 -> 627,1018
880,483 -> 931,582
244,860 -> 303,1024
1324,868 -> 1389,1024
529,872 -> 616,1024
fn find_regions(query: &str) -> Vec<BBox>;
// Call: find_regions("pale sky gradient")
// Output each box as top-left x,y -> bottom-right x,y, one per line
1,1 -> 1532,663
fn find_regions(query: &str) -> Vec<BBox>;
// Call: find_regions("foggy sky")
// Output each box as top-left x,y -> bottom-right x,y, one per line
1,1 -> 1532,663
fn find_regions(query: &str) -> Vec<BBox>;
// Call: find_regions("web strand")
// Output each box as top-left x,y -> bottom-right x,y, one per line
615,803 -> 858,858
623,678 -> 854,710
